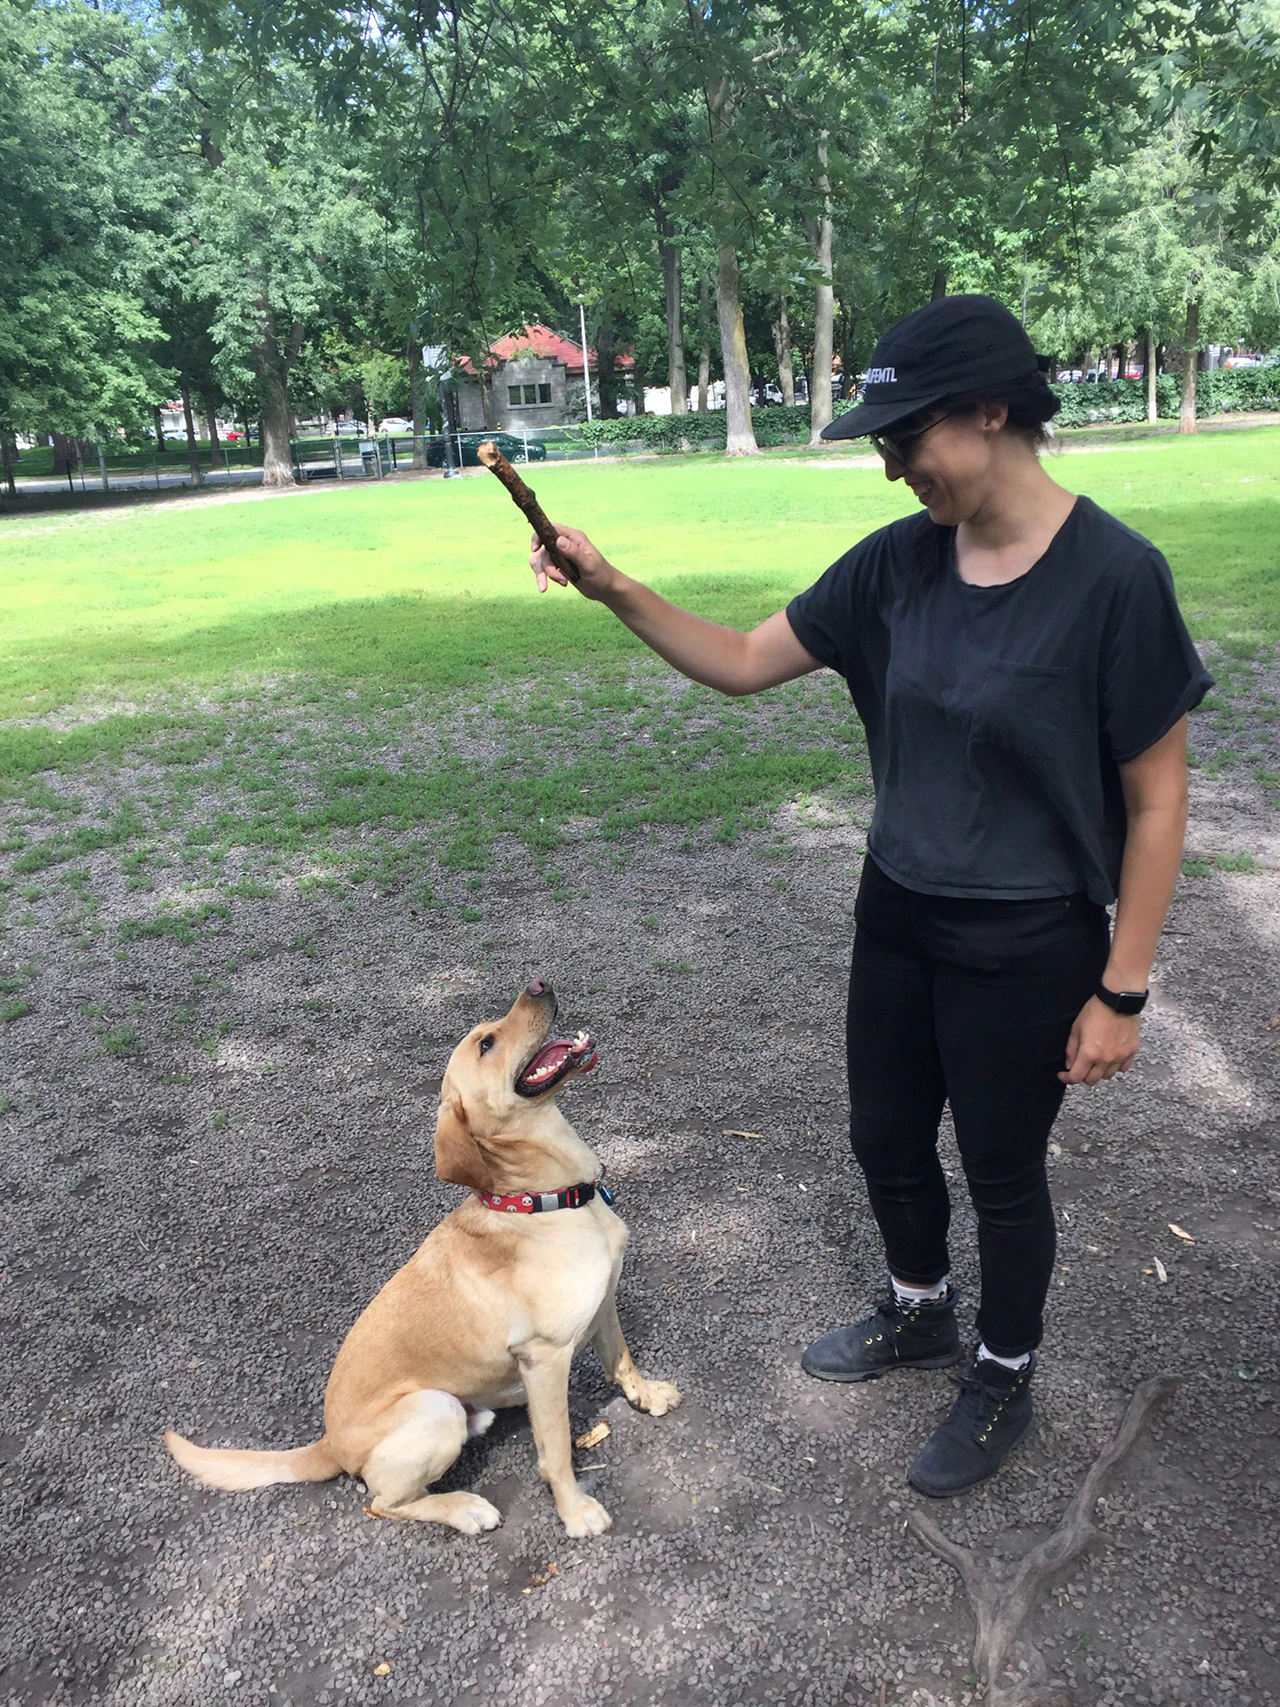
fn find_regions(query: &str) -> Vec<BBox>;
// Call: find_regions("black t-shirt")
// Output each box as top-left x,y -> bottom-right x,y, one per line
785,495 -> 1212,905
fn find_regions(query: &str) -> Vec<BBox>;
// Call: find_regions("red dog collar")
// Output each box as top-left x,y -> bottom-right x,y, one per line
478,1181 -> 613,1214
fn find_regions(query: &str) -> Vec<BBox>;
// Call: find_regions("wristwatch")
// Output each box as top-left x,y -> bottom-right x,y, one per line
1095,982 -> 1148,1015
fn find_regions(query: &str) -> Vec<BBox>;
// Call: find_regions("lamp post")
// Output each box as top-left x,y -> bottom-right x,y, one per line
577,299 -> 593,424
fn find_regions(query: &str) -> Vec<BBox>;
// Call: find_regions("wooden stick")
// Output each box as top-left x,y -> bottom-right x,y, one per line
476,441 -> 579,583
907,1375 -> 1177,1705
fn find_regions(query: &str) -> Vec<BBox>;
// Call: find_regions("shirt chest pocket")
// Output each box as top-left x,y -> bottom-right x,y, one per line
971,660 -> 1069,759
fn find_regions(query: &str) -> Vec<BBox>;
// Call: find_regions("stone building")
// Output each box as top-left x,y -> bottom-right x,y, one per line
454,324 -> 634,431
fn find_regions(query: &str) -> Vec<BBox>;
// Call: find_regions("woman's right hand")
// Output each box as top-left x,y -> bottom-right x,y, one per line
530,526 -> 619,601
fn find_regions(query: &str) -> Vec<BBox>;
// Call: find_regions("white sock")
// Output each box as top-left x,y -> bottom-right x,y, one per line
892,1274 -> 950,1305
977,1341 -> 1031,1372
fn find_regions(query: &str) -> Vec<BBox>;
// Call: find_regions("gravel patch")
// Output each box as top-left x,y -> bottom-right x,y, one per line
1,648 -> 1277,1707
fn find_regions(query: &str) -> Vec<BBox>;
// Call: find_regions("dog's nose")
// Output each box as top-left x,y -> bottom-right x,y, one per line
526,978 -> 552,999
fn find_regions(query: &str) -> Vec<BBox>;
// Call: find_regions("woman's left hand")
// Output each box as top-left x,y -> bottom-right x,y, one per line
1058,997 -> 1141,1086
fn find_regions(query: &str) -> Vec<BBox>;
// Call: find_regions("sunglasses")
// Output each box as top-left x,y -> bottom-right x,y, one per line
869,408 -> 960,466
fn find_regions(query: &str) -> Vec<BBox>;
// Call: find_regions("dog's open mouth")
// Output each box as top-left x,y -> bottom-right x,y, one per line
514,1030 -> 598,1097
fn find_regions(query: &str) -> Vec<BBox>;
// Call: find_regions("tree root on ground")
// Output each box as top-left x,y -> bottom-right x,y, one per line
908,1376 -> 1178,1706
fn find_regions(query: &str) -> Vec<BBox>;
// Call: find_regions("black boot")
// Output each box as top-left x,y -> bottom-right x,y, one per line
802,1284 -> 963,1383
907,1349 -> 1036,1497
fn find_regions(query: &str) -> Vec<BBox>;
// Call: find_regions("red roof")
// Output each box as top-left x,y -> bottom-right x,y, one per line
457,323 -> 633,377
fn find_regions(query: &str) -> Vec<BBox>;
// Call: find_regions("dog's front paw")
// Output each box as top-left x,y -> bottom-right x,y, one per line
634,1379 -> 682,1417
560,1494 -> 612,1538
438,1493 -> 503,1535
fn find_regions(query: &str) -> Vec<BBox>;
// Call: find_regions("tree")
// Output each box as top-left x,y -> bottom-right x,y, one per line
182,70 -> 377,483
1028,119 -> 1251,432
0,1 -> 173,463
1160,0 -> 1280,191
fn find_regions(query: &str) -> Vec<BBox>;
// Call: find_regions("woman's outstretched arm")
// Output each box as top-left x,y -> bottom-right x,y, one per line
530,524 -> 822,698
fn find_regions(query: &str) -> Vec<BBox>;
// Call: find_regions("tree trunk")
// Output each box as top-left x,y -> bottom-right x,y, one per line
1145,326 -> 1157,423
632,347 -> 649,415
1,438 -> 15,497
258,384 -> 293,483
696,276 -> 711,413
595,306 -> 618,419
201,389 -> 221,455
660,237 -> 688,414
179,381 -> 204,488
408,337 -> 428,468
806,138 -> 834,445
716,239 -> 757,454
52,431 -> 74,477
480,368 -> 497,431
1179,299 -> 1199,435
772,297 -> 795,406
931,267 -> 948,301
839,303 -> 854,403
707,74 -> 757,454
253,324 -> 298,487
153,406 -> 167,452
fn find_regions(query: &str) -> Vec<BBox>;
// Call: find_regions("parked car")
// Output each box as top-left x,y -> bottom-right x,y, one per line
425,430 -> 545,468
1078,365 -> 1143,382
379,416 -> 414,434
1225,354 -> 1260,369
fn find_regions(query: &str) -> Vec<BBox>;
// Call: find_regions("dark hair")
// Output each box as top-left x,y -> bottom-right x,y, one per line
938,372 -> 1061,451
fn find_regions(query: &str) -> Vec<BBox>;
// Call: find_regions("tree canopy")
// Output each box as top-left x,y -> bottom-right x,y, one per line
2,0 -> 1277,477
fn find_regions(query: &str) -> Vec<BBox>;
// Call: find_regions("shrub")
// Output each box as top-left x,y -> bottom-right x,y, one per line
574,414 -> 727,452
563,360 -> 1277,456
1197,366 -> 1280,413
573,402 -> 814,453
1048,364 -> 1280,428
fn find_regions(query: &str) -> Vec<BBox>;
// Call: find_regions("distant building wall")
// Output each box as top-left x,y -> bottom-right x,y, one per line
457,357 -> 570,431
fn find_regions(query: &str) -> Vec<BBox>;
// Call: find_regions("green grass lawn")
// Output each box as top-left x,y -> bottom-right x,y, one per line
0,429 -> 1276,906
5,427 -> 1277,717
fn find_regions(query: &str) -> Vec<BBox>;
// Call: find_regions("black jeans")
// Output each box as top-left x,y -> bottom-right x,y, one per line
846,855 -> 1110,1357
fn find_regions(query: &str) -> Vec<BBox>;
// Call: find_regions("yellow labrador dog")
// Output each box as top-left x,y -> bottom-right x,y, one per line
165,979 -> 680,1537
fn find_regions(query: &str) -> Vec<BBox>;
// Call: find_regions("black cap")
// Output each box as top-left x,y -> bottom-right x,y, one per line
821,294 -> 1041,441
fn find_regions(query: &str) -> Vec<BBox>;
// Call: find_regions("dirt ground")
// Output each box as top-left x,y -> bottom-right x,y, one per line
1,648 -> 1277,1707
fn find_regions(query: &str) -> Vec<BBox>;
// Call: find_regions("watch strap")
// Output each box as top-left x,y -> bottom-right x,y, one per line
1095,982 -> 1148,1015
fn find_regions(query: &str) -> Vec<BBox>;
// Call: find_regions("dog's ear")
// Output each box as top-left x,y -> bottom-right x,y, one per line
434,1095 -> 494,1191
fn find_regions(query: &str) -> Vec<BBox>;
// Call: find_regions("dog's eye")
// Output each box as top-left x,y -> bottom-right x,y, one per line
478,1035 -> 496,1056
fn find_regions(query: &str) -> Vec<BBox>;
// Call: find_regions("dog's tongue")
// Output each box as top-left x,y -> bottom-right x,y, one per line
524,1040 -> 572,1081
517,1031 -> 597,1091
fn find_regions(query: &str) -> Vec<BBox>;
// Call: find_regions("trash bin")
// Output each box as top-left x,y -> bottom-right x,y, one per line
359,438 -> 378,477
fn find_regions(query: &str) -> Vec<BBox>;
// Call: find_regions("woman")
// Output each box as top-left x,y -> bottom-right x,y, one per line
528,294 -> 1211,1497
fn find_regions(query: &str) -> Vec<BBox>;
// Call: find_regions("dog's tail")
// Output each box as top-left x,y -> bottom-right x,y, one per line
163,1429 -> 340,1491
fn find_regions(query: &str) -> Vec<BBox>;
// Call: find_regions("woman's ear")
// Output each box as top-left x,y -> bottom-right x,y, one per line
434,1095 -> 494,1191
